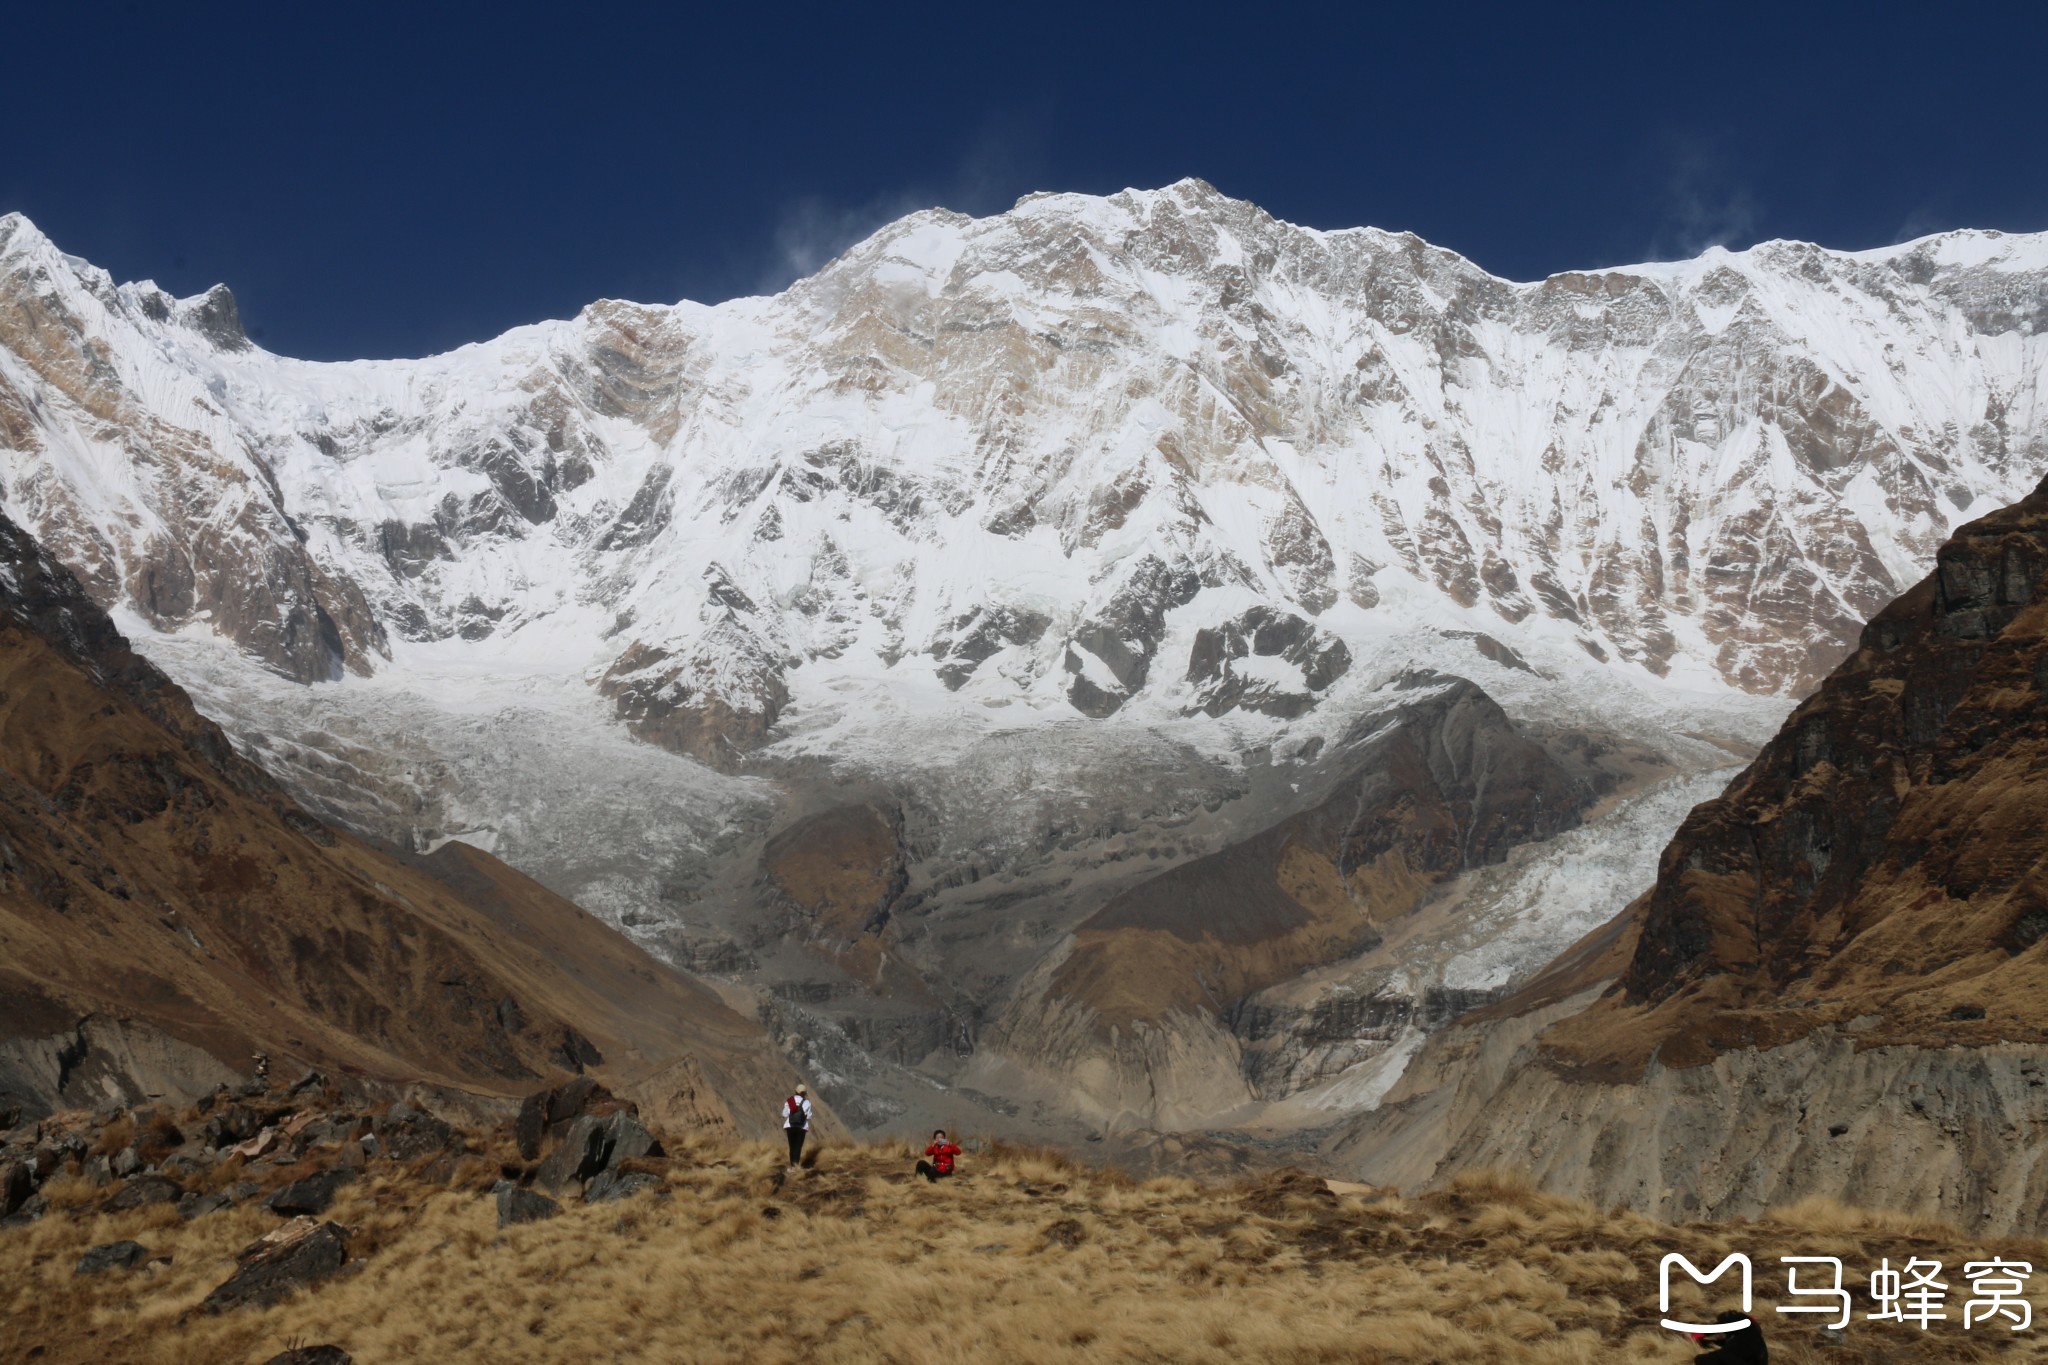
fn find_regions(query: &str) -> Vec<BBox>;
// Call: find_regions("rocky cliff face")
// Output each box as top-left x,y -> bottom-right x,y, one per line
1330,472 -> 2048,1229
0,505 -> 800,1128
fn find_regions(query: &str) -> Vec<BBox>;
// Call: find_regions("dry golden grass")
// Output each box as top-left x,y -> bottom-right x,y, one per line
4,1144 -> 2046,1364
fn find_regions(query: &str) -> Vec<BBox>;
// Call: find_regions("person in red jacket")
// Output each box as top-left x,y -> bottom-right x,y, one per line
916,1128 -> 961,1182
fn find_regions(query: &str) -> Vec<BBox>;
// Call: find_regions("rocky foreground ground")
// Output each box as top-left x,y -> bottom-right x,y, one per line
2,1073 -> 2045,1362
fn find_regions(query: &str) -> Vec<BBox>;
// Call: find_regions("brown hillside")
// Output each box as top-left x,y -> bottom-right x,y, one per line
1536,471 -> 2048,1079
0,509 -> 798,1129
8,1084 -> 2033,1364
1049,678 -> 1619,1027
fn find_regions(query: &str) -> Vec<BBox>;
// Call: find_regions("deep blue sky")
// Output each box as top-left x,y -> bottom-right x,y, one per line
5,1 -> 2043,361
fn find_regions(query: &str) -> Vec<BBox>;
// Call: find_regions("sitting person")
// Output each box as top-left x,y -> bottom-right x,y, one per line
915,1129 -> 962,1182
1691,1312 -> 1767,1363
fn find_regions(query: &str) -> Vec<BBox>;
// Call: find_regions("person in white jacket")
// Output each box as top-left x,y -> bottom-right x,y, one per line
781,1083 -> 813,1172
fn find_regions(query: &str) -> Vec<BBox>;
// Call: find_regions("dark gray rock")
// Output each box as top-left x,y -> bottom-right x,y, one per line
205,1104 -> 264,1149
552,1026 -> 604,1073
202,1219 -> 350,1312
549,1075 -> 600,1126
3,1191 -> 48,1225
104,1175 -> 181,1211
76,1240 -> 149,1275
263,1348 -> 352,1365
161,1152 -> 208,1178
181,284 -> 251,351
0,1159 -> 30,1218
534,1114 -> 607,1192
178,1191 -> 233,1220
221,1180 -> 262,1203
600,1113 -> 663,1166
585,1170 -> 661,1204
494,1180 -> 560,1226
513,1089 -> 549,1161
267,1168 -> 357,1217
374,1103 -> 453,1161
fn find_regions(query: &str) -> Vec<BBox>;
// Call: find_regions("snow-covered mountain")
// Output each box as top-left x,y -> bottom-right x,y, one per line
2,182 -> 2043,1134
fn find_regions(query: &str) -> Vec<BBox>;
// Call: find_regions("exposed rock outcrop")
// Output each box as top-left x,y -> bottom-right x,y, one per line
1332,472 -> 2048,1231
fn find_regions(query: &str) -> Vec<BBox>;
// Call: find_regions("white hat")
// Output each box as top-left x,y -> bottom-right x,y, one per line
795,1083 -> 807,1094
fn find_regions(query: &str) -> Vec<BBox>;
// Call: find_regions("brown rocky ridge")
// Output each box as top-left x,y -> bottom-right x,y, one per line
0,507 -> 802,1131
1331,471 -> 2048,1230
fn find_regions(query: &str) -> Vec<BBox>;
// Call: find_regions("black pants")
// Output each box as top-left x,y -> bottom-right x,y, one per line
786,1127 -> 806,1166
916,1160 -> 951,1182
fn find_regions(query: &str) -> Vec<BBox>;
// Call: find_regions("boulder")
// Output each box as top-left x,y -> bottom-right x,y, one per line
513,1090 -> 549,1161
203,1218 -> 350,1312
267,1168 -> 357,1217
535,1111 -> 664,1194
550,1075 -> 601,1126
585,1170 -> 661,1204
3,1192 -> 47,1226
178,1191 -> 233,1220
601,1113 -> 663,1166
75,1240 -> 149,1275
0,1159 -> 31,1218
374,1103 -> 454,1161
264,1348 -> 352,1365
534,1114 -> 606,1191
514,1075 -> 646,1162
205,1104 -> 265,1149
494,1180 -> 560,1226
104,1175 -> 181,1212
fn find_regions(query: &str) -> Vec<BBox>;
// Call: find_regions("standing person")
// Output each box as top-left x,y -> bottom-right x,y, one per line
782,1084 -> 812,1172
915,1128 -> 961,1182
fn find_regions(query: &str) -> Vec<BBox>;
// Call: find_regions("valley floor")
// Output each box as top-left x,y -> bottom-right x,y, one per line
5,1128 -> 2045,1363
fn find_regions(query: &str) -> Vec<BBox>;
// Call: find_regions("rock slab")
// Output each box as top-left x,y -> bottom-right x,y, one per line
203,1218 -> 350,1312
494,1180 -> 560,1226
76,1240 -> 148,1275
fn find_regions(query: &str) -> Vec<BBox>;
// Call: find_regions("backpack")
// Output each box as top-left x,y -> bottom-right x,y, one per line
786,1096 -> 808,1131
